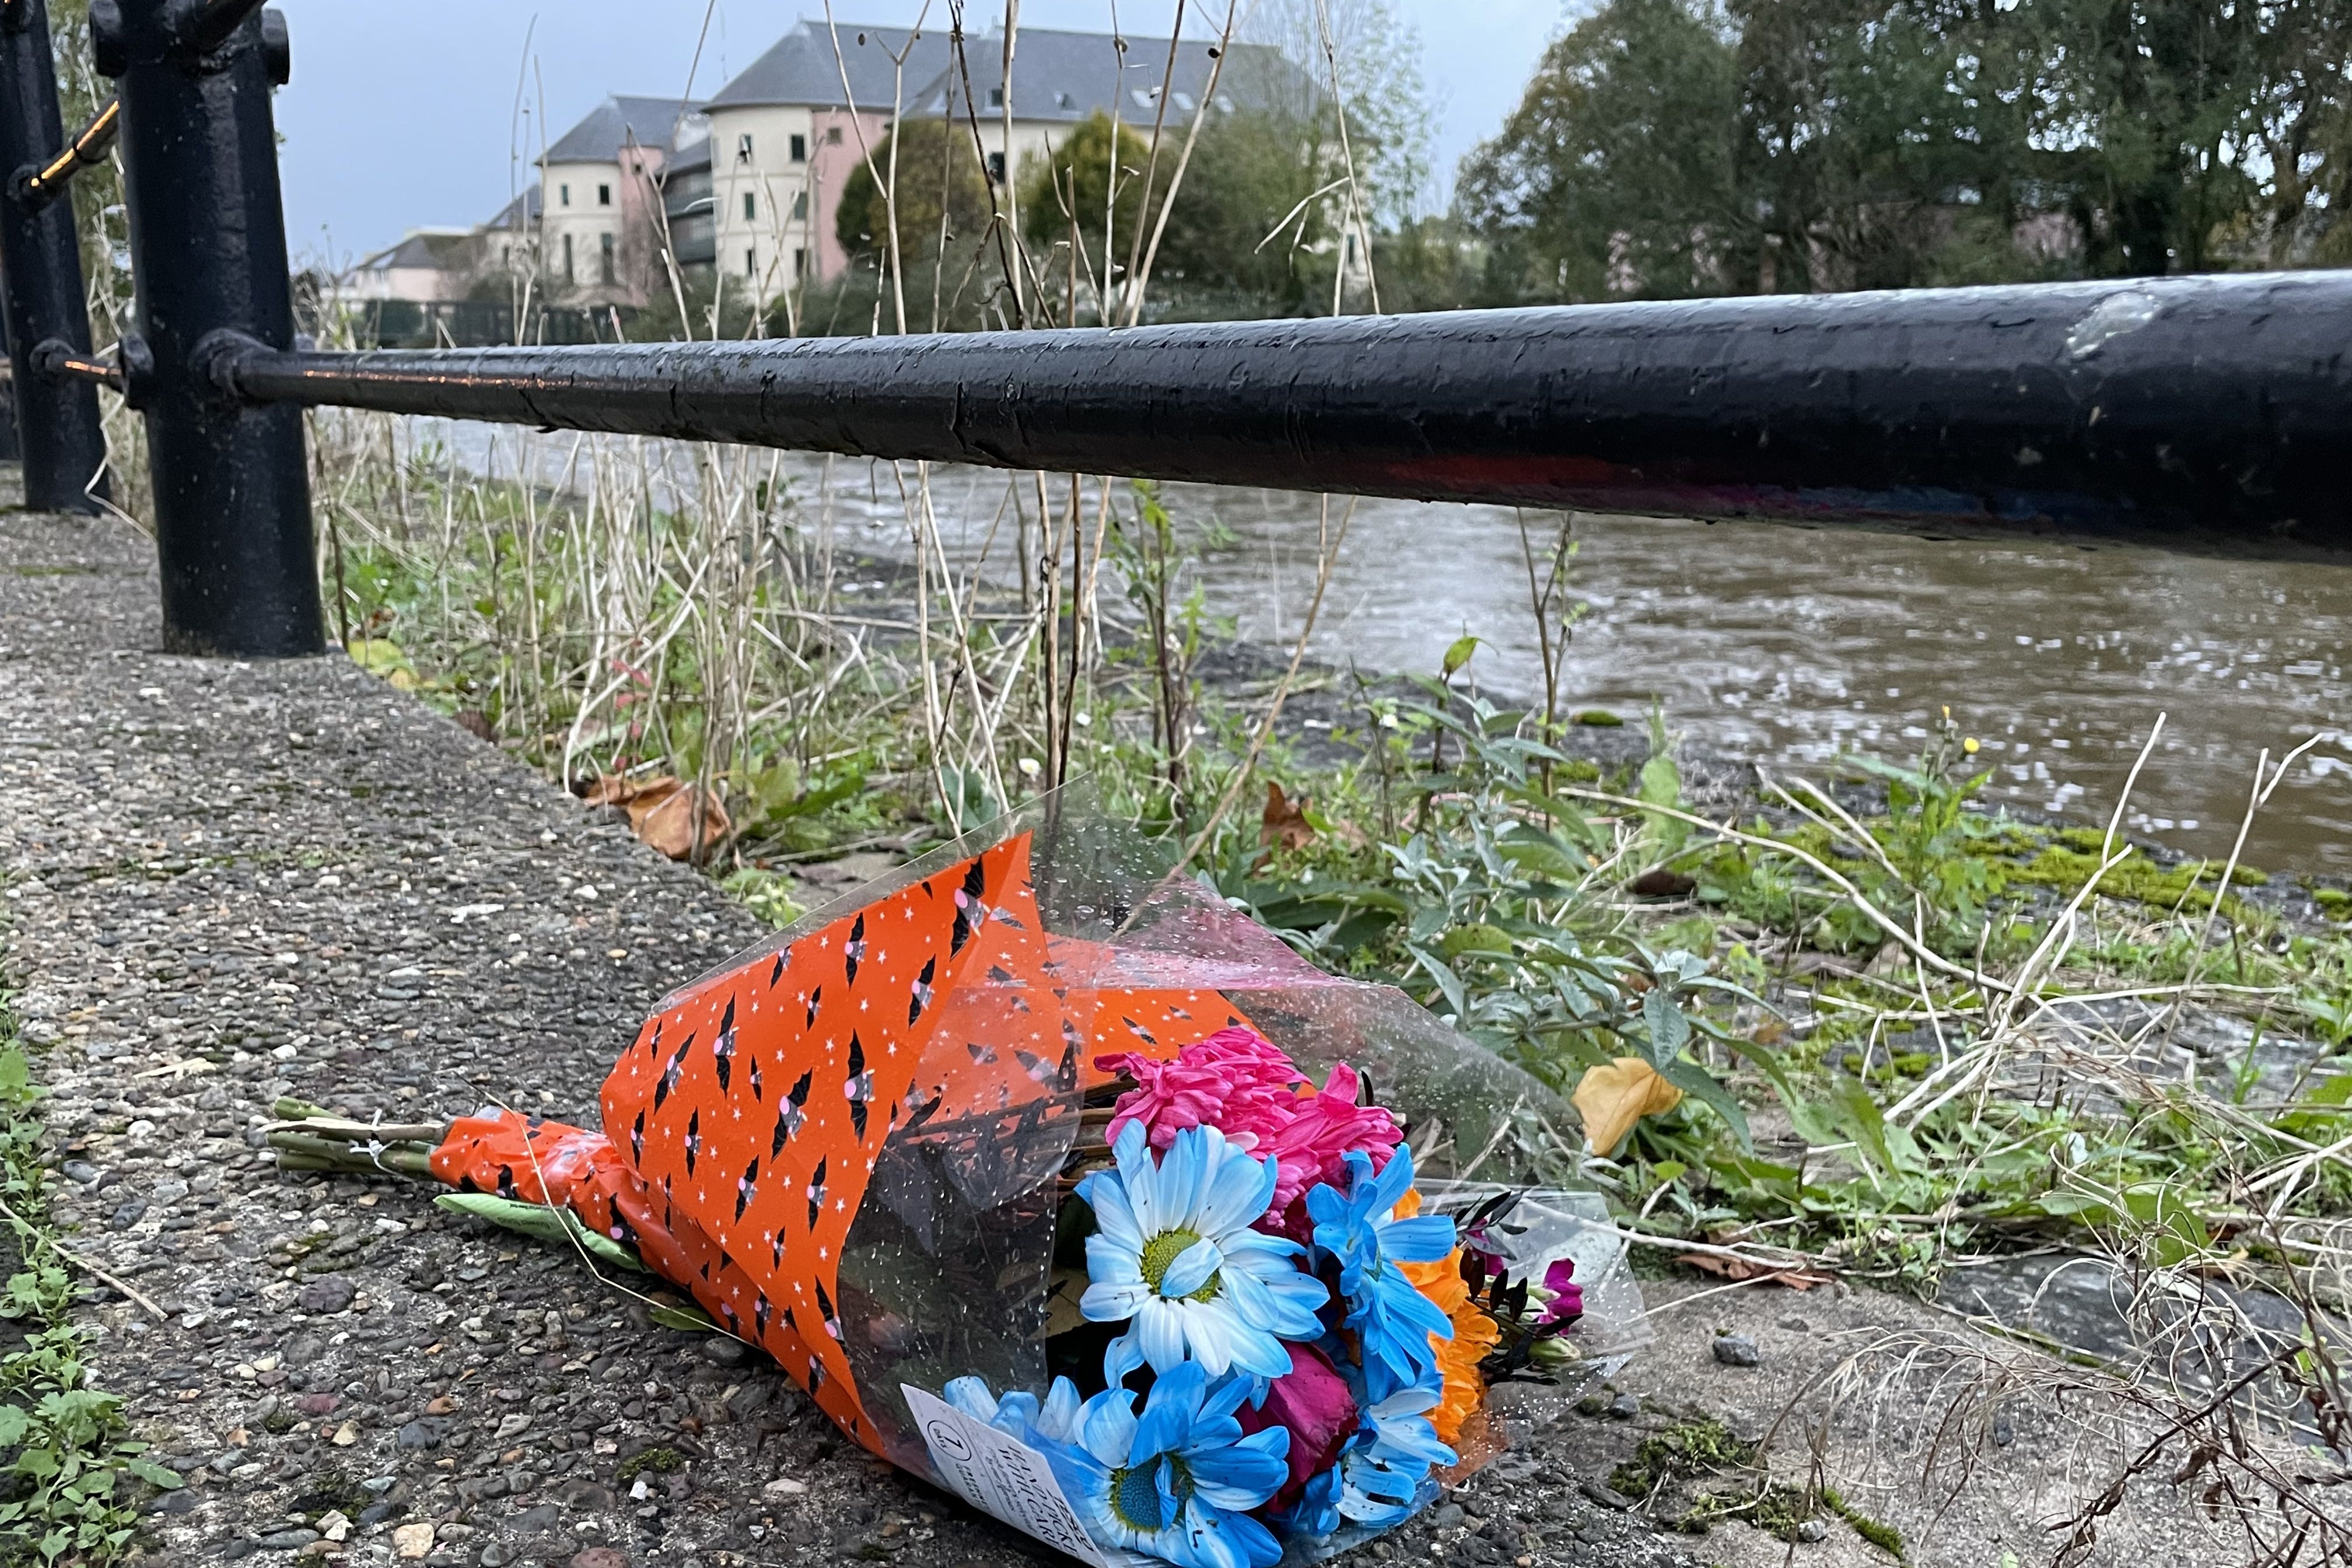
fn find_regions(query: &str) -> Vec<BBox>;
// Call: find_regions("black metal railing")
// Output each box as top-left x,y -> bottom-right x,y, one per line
1,0 -> 2349,658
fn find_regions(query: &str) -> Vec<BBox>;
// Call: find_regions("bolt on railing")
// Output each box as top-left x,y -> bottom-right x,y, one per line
1,1 -> 2348,659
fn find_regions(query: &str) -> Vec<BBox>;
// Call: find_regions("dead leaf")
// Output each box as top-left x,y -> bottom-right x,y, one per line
579,774 -> 644,808
1681,1252 -> 1835,1291
454,710 -> 496,744
1628,867 -> 1698,898
1572,1056 -> 1684,1155
620,776 -> 682,825
633,782 -> 731,862
1260,782 -> 1317,852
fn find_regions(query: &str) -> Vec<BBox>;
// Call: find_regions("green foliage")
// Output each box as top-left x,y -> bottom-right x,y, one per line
1017,112 -> 1153,258
1206,673 -> 1777,1152
1150,110 -> 1335,305
1460,0 -> 2352,297
0,1021 -> 172,1564
1457,0 -> 1744,300
835,120 -> 996,269
717,868 -> 805,930
616,1445 -> 685,1482
1101,482 -> 1231,805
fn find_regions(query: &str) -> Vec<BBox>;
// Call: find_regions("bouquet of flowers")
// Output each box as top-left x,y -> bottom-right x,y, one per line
272,799 -> 1645,1567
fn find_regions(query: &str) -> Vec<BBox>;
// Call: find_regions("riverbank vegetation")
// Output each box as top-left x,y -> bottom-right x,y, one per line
298,407 -> 2352,1554
27,0 -> 2347,1546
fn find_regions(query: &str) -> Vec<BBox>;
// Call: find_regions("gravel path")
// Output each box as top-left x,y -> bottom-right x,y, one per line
0,508 -> 1701,1568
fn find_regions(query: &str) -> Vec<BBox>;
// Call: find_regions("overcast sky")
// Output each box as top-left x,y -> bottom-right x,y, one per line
270,0 -> 1566,262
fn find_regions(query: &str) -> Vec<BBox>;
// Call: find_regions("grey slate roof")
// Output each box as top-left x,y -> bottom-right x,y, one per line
357,230 -> 478,274
705,20 -> 956,111
483,184 -> 542,232
544,94 -> 705,163
908,29 -> 1308,125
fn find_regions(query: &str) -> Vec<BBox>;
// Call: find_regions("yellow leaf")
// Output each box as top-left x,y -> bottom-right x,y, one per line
1572,1057 -> 1684,1156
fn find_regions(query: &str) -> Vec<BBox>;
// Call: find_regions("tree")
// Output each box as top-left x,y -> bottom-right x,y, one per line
1017,111 -> 1153,271
1456,0 -> 1743,300
1462,0 -> 2352,296
1242,0 -> 1436,226
1151,110 -> 1333,306
834,118 -> 995,271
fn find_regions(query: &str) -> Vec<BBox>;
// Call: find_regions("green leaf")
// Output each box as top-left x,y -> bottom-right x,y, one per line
1829,1079 -> 1898,1175
433,1193 -> 648,1272
1655,1056 -> 1751,1150
1441,635 -> 1480,678
1436,923 -> 1516,960
0,1049 -> 31,1108
1636,753 -> 1689,858
1641,988 -> 1692,1062
648,1303 -> 720,1334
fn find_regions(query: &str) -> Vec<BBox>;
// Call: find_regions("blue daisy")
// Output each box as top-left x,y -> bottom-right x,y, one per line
1304,1143 -> 1456,1399
1058,1362 -> 1292,1568
943,1373 -> 1083,1446
1335,1378 -> 1455,1527
1275,1460 -> 1344,1538
1077,1122 -> 1331,1380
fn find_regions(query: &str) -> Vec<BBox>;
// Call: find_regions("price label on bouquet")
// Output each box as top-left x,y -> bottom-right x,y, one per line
902,1384 -> 1114,1567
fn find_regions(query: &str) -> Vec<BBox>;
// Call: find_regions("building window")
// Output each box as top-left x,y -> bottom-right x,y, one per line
826,126 -> 843,144
789,133 -> 807,163
794,247 -> 807,280
985,150 -> 1006,184
559,183 -> 571,207
988,85 -> 1004,108
745,246 -> 757,278
743,191 -> 757,222
600,232 -> 615,284
597,183 -> 611,206
736,133 -> 754,164
562,233 -> 574,284
790,191 -> 807,222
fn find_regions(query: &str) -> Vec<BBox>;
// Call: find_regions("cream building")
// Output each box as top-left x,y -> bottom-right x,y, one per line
699,22 -> 956,299
538,95 -> 708,307
907,27 -> 1285,193
701,20 -> 1306,300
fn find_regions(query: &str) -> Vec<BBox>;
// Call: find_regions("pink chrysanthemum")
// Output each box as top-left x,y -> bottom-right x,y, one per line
1096,1030 -> 1405,1237
1097,1027 -> 1305,1153
1261,1060 -> 1404,1216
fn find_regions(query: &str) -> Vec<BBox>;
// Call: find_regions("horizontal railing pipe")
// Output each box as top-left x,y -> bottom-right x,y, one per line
9,95 -> 118,211
214,271 -> 2352,556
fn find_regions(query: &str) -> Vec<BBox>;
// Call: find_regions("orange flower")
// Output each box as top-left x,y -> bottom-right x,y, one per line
1392,1192 -> 1500,1448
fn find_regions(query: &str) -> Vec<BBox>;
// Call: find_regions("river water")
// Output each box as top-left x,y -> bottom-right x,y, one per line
443,425 -> 2352,874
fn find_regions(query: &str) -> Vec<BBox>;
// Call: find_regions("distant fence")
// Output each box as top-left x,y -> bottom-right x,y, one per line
337,299 -> 640,352
0,0 -> 2348,661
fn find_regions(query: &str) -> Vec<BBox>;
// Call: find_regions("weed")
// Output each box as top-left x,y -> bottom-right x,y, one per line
1825,1489 -> 1907,1557
0,995 -> 178,1563
1607,1415 -> 1758,1497
617,1446 -> 685,1483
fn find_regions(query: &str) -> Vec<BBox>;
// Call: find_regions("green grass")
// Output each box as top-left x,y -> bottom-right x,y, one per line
0,988 -> 179,1564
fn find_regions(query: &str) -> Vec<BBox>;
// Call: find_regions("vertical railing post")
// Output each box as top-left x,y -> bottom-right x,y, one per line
0,0 -> 111,514
96,0 -> 319,656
